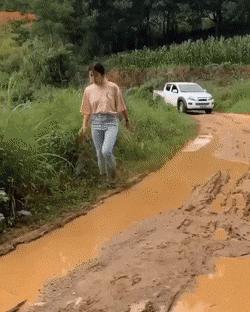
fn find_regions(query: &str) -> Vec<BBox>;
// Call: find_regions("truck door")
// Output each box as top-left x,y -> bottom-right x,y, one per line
169,84 -> 179,106
163,84 -> 172,104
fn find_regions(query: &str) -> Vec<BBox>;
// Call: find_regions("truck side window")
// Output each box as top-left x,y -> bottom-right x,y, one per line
171,85 -> 178,93
166,84 -> 172,91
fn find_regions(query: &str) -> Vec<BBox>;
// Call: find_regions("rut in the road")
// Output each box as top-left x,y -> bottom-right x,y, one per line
25,169 -> 250,312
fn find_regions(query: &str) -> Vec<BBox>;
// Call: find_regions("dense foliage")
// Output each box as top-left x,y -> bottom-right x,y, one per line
1,0 -> 250,56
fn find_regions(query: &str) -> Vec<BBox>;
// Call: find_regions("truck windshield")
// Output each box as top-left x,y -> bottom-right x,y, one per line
179,84 -> 204,92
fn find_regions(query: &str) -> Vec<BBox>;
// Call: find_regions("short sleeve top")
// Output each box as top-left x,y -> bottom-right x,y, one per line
80,79 -> 127,115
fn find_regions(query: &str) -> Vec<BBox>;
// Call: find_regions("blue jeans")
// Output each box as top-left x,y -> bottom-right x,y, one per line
91,114 -> 119,178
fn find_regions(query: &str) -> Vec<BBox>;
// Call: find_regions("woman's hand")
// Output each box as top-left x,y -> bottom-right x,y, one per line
121,110 -> 130,130
78,126 -> 90,142
125,119 -> 130,130
78,127 -> 84,143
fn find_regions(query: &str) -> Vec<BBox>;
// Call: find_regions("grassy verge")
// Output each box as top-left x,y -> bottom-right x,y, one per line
200,79 -> 250,113
0,87 -> 197,234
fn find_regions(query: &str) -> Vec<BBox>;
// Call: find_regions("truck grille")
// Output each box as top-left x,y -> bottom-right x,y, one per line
198,98 -> 208,102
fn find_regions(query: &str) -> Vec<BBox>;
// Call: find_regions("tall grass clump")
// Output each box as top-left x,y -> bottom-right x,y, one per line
107,36 -> 250,69
0,88 -> 99,227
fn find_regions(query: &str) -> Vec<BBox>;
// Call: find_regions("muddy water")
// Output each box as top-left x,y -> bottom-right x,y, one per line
172,257 -> 250,312
212,228 -> 228,241
0,114 -> 249,311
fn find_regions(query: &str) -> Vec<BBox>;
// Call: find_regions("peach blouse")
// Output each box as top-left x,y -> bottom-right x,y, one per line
80,79 -> 127,115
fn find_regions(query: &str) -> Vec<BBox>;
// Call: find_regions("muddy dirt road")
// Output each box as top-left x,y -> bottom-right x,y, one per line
2,112 -> 250,312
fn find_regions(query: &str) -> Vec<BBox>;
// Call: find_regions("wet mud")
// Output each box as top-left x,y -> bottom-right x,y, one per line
24,168 -> 250,312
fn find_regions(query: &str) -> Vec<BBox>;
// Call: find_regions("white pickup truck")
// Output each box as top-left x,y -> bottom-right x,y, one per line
153,82 -> 214,114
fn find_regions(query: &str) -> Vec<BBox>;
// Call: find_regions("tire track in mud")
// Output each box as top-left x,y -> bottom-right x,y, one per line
24,169 -> 250,312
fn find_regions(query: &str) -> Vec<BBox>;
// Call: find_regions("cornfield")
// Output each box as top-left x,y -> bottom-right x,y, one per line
107,36 -> 250,69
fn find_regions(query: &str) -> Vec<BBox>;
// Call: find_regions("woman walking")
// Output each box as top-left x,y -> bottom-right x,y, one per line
80,63 -> 129,182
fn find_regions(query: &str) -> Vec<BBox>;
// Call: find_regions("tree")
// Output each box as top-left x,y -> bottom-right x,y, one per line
152,0 -> 181,44
203,0 -> 238,37
0,0 -> 30,12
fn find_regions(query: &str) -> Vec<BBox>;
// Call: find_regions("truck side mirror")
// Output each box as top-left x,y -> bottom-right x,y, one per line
172,89 -> 178,93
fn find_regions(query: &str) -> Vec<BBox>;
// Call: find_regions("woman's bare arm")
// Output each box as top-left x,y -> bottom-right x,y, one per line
83,114 -> 91,130
121,109 -> 129,121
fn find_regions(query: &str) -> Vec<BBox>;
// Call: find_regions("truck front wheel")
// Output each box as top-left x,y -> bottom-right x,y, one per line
178,100 -> 187,113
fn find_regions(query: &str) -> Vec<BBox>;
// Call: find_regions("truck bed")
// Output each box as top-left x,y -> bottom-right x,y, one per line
153,90 -> 165,100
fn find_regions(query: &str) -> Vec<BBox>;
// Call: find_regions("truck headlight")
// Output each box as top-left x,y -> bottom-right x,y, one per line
208,96 -> 213,100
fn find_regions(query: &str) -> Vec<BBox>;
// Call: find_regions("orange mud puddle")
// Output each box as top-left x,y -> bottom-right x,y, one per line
173,257 -> 250,312
212,228 -> 228,241
0,113 -> 249,311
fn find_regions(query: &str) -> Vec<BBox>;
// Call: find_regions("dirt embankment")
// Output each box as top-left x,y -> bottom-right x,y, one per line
107,66 -> 250,89
22,113 -> 250,312
0,11 -> 36,25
